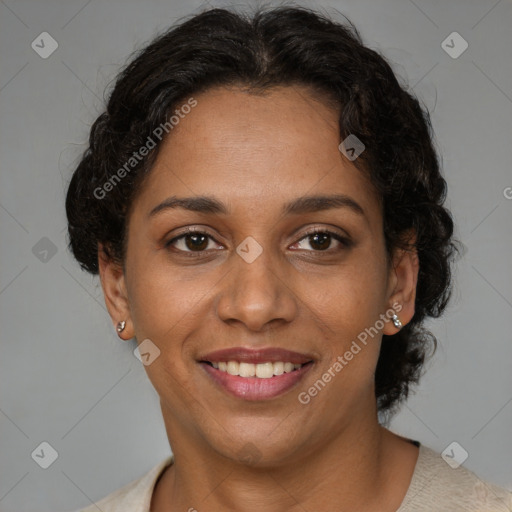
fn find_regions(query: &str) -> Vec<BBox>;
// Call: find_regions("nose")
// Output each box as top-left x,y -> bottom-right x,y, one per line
215,245 -> 298,332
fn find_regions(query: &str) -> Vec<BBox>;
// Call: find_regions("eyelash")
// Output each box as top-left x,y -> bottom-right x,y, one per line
165,227 -> 351,258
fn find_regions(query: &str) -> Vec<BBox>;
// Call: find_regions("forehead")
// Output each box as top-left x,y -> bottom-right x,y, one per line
176,85 -> 339,160
133,85 -> 380,220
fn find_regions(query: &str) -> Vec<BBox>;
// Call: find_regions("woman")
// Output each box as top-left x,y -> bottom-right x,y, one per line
66,5 -> 512,511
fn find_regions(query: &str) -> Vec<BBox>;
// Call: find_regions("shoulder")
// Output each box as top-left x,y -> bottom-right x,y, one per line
76,456 -> 174,512
398,444 -> 512,512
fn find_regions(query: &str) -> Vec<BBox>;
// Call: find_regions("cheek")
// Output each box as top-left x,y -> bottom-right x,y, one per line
128,264 -> 209,341
308,258 -> 387,330
304,254 -> 388,373
126,264 -> 210,403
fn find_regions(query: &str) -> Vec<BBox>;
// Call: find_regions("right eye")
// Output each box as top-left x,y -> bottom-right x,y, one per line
165,228 -> 224,255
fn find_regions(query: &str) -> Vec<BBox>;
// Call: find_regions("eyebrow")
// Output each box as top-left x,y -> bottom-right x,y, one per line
149,193 -> 365,218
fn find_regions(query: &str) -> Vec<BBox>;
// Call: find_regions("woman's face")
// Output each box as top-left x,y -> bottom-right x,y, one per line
101,85 -> 415,464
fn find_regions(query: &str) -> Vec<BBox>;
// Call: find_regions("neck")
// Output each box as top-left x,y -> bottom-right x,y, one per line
152,402 -> 415,512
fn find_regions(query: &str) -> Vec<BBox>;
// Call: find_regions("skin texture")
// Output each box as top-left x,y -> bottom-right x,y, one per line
99,85 -> 420,511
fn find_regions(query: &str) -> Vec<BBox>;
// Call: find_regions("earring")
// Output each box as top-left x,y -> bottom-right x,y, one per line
391,314 -> 402,330
116,320 -> 126,333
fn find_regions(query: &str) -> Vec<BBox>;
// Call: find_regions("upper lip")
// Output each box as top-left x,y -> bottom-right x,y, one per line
199,347 -> 314,365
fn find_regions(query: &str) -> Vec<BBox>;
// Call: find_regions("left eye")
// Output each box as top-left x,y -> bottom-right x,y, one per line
291,230 -> 349,252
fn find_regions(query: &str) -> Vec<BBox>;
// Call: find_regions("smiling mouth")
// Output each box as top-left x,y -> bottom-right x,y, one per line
199,359 -> 314,401
203,360 -> 306,378
198,347 -> 315,400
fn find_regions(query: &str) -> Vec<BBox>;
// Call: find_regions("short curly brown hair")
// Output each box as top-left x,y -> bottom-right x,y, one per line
66,5 -> 458,415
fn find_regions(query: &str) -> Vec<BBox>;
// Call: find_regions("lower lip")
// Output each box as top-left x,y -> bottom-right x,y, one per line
201,362 -> 313,401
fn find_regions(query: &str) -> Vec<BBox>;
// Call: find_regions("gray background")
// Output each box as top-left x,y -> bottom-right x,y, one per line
1,0 -> 511,510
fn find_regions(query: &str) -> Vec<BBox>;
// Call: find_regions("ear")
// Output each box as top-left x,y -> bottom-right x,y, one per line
382,231 -> 419,335
98,244 -> 134,340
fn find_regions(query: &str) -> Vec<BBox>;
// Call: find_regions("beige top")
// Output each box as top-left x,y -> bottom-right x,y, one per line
77,445 -> 512,511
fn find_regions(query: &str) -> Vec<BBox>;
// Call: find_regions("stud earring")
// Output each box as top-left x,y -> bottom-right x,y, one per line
116,320 -> 126,333
391,314 -> 402,330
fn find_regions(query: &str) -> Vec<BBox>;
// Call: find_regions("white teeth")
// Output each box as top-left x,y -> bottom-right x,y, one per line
211,361 -> 304,377
284,362 -> 294,373
227,361 -> 239,376
273,361 -> 284,376
255,362 -> 274,378
239,362 -> 255,377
